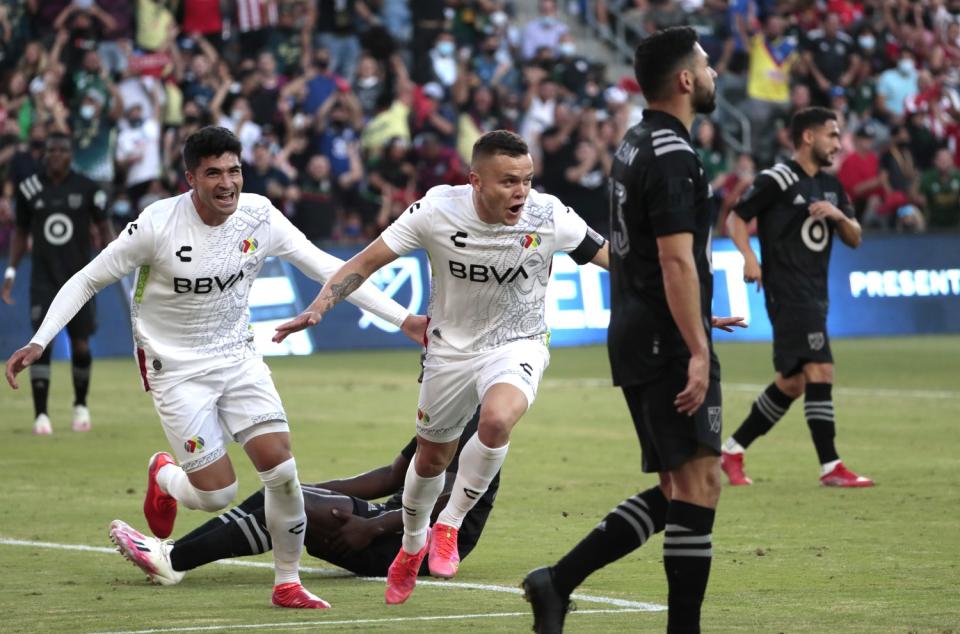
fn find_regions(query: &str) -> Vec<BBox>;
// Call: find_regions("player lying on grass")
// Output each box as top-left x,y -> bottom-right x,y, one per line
109,409 -> 496,584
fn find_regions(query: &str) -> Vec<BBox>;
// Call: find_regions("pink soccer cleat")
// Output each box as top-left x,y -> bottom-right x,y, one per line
271,582 -> 331,609
144,452 -> 178,538
385,543 -> 428,604
721,451 -> 753,486
33,413 -> 53,435
108,519 -> 184,586
72,405 -> 91,432
820,462 -> 874,487
428,523 -> 460,578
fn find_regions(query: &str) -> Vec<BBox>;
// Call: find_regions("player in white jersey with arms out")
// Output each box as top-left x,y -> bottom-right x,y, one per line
4,126 -> 426,609
273,130 -> 610,604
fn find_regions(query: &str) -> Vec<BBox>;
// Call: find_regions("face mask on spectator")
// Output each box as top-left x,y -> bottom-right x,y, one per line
113,200 -> 132,216
559,42 -> 576,57
80,104 -> 96,119
231,108 -> 245,121
357,76 -> 379,89
858,35 -> 876,50
128,118 -> 143,128
31,139 -> 45,151
898,59 -> 914,74
436,41 -> 455,57
184,115 -> 199,125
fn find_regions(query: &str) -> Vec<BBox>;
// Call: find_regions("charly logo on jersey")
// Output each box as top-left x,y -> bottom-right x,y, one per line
824,192 -> 838,205
68,193 -> 83,210
520,233 -> 542,249
183,436 -> 205,453
240,237 -> 259,254
808,332 -> 825,351
43,213 -> 74,246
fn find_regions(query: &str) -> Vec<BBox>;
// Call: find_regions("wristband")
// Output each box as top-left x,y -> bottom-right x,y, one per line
4,266 -> 14,281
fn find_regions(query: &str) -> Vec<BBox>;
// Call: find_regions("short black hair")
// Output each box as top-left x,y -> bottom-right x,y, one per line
633,27 -> 700,102
790,107 -> 838,148
46,131 -> 72,148
471,130 -> 528,164
182,126 -> 243,172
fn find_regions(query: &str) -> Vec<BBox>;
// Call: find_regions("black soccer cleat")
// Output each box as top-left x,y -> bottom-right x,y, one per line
522,566 -> 573,634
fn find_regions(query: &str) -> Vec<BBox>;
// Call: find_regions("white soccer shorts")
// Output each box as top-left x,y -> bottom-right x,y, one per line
150,357 -> 289,472
416,339 -> 550,443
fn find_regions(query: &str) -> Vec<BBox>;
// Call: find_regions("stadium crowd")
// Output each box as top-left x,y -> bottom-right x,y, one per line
1,0 -> 960,256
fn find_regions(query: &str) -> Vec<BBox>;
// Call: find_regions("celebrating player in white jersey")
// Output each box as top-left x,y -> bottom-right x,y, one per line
4,126 -> 426,609
273,130 -> 610,605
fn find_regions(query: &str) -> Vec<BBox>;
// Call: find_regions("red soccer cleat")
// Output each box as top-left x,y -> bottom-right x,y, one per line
820,462 -> 874,488
272,582 -> 331,609
721,451 -> 753,486
144,452 -> 178,538
428,523 -> 460,578
385,543 -> 428,605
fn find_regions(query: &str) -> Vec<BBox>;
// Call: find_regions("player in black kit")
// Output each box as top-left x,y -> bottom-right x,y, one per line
108,410 -> 497,584
2,132 -> 114,435
523,27 -> 745,634
720,107 -> 874,488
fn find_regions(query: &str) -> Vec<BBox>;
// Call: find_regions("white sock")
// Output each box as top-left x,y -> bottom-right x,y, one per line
723,438 -> 745,454
156,463 -> 207,509
400,462 -> 445,554
436,436 -> 509,530
259,458 -> 305,586
820,459 -> 842,476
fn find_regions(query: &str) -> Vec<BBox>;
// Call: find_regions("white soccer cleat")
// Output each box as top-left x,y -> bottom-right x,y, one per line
33,413 -> 53,435
109,519 -> 184,586
72,405 -> 92,432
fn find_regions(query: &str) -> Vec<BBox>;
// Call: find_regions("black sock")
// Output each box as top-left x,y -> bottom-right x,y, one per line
552,486 -> 668,598
30,348 -> 53,417
663,500 -> 715,634
731,383 -> 794,449
170,491 -> 271,571
71,348 -> 92,407
804,383 -> 839,464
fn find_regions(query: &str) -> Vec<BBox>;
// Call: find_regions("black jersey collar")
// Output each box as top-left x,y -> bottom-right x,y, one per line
642,109 -> 692,142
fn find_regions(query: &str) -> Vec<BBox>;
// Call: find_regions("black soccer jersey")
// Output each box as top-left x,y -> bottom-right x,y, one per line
733,160 -> 854,309
607,110 -> 718,387
388,415 -> 495,559
15,170 -> 107,290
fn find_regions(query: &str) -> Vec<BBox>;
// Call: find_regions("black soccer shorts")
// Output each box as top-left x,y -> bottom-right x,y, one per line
30,287 -> 97,340
769,305 -> 833,377
621,363 -> 722,474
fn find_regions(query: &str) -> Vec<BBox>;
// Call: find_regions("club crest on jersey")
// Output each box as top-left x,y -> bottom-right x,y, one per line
825,192 -> 838,205
183,436 -> 205,453
240,238 -> 259,254
68,193 -> 83,210
808,332 -> 825,351
520,233 -> 542,249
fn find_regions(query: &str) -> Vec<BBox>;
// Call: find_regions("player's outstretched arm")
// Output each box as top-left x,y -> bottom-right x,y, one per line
273,237 -> 400,343
590,241 -> 610,270
5,343 -> 43,389
658,232 -> 710,415
711,315 -> 748,332
1,226 -> 28,305
312,451 -> 411,500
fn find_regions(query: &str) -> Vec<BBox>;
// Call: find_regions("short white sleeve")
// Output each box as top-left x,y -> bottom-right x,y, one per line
380,198 -> 433,256
552,196 -> 590,253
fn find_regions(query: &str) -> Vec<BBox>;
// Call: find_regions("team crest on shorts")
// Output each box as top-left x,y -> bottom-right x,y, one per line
240,237 -> 259,254
68,193 -> 83,210
184,436 -> 205,453
417,408 -> 430,424
520,233 -> 541,249
808,332 -> 825,351
707,406 -> 722,433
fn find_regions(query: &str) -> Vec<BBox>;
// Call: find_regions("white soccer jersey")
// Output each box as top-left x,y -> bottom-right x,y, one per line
381,185 -> 600,354
31,192 -> 409,386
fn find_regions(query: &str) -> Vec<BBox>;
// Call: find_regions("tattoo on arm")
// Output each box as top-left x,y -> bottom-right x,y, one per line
319,273 -> 364,314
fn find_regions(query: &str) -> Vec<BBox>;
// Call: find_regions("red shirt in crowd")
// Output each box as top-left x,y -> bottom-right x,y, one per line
839,150 -> 882,201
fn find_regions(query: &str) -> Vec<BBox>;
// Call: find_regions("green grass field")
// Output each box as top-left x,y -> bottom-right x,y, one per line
1,337 -> 958,633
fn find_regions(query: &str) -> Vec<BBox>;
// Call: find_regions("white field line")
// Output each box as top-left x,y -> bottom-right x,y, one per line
0,537 -> 665,613
542,378 -> 960,400
88,609 -> 656,634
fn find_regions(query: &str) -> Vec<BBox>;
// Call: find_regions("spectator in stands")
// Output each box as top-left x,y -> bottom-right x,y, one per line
694,118 -> 729,192
290,155 -> 343,243
877,49 -> 919,123
801,12 -> 860,107
353,53 -> 386,121
455,85 -> 508,165
72,85 -> 122,188
839,124 -> 884,223
427,32 -> 460,88
315,0 -> 368,81
243,141 -> 293,209
115,95 -> 163,209
521,0 -> 569,61
410,82 -> 456,148
920,147 -> 960,230
312,88 -> 363,180
717,152 -> 756,236
877,124 -> 925,230
249,52 -> 288,129
412,132 -> 465,195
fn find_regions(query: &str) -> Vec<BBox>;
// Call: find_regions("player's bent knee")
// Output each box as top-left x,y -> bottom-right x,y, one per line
258,456 -> 299,490
194,480 -> 239,511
